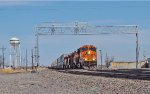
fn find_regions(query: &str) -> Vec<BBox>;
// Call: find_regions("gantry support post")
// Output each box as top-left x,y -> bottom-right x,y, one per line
136,29 -> 139,69
35,33 -> 39,67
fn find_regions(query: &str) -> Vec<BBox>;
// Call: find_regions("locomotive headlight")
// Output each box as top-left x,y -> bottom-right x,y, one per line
93,58 -> 96,60
88,51 -> 91,54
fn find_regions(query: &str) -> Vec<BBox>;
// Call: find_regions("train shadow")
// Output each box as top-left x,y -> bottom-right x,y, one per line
56,69 -> 150,80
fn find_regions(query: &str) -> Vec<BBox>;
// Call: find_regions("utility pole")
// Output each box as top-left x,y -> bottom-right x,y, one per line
99,50 -> 102,69
0,46 -> 6,69
31,49 -> 34,70
26,49 -> 28,71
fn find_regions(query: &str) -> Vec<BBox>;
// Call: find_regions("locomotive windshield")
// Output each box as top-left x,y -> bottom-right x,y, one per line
89,47 -> 96,51
81,47 -> 88,51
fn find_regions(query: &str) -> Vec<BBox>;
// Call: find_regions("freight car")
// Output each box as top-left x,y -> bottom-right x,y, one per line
51,54 -> 68,69
51,45 -> 97,69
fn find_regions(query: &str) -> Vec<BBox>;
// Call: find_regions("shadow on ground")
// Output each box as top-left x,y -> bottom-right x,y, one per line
55,69 -> 150,80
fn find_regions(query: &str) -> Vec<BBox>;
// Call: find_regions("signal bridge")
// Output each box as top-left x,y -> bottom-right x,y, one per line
34,21 -> 139,68
36,22 -> 138,35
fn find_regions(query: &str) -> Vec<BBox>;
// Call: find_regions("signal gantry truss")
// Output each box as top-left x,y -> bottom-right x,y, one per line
36,22 -> 138,35
35,21 -> 139,68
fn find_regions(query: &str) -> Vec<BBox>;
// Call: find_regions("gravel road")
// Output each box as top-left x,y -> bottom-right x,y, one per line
0,69 -> 150,94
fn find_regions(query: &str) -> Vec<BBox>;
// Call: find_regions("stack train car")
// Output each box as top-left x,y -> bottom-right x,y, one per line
50,45 -> 97,69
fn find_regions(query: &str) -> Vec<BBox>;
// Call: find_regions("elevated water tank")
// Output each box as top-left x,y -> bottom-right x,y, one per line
10,37 -> 20,46
9,37 -> 20,68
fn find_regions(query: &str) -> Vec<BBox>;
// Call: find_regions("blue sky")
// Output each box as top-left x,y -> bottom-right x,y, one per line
0,1 -> 150,66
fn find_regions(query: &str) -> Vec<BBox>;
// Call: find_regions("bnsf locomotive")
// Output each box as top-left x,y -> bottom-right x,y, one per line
51,45 -> 97,69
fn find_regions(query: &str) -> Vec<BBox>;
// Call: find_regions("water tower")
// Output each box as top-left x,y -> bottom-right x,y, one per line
10,37 -> 20,68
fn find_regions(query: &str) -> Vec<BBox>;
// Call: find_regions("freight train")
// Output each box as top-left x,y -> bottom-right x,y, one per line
50,45 -> 97,69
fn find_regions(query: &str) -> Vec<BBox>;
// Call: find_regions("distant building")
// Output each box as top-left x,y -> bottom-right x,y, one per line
147,58 -> 150,68
109,61 -> 147,69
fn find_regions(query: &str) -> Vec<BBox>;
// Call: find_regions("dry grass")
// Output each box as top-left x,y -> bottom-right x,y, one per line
0,67 -> 47,74
0,69 -> 15,74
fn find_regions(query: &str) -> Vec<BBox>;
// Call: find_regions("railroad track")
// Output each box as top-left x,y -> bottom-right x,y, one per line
55,68 -> 150,80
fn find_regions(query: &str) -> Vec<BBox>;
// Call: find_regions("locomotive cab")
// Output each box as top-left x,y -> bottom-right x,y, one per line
79,45 -> 97,68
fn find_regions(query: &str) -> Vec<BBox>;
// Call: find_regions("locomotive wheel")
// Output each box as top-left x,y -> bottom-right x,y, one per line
77,63 -> 81,69
73,63 -> 76,69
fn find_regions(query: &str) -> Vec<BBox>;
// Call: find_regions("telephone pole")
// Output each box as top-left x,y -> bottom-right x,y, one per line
0,46 -> 6,69
26,49 -> 28,71
31,49 -> 34,70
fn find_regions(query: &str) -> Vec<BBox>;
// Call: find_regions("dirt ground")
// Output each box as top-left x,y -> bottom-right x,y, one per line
0,68 -> 150,94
